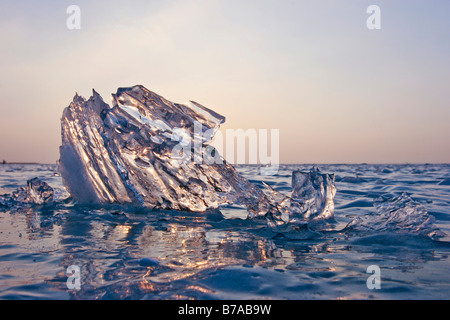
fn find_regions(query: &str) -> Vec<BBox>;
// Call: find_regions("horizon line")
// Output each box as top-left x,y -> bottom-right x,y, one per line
1,162 -> 449,166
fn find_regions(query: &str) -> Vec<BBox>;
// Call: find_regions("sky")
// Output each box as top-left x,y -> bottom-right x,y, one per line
0,0 -> 449,164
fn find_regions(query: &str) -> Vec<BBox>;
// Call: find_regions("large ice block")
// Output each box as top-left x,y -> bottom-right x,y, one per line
59,85 -> 281,216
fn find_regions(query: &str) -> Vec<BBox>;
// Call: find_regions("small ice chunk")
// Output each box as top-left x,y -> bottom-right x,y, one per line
12,178 -> 54,205
345,193 -> 446,239
0,178 -> 54,207
289,167 -> 336,223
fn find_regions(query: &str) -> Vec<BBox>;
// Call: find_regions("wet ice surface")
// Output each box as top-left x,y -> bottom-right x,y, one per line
1,163 -> 450,299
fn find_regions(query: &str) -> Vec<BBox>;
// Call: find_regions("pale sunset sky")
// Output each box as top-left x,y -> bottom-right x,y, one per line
0,0 -> 449,164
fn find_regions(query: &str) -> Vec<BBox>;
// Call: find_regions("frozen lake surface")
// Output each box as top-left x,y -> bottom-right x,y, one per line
1,163 -> 450,299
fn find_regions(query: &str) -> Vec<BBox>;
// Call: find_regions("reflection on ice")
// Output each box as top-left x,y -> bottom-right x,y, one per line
1,164 -> 450,299
1,202 -> 448,300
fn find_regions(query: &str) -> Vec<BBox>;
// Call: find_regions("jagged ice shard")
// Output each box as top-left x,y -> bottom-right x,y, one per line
0,178 -> 54,207
289,168 -> 336,224
59,85 -> 281,217
345,193 -> 446,239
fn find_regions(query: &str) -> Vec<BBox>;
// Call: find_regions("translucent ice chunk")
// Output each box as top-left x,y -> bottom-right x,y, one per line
0,178 -> 54,207
59,85 -> 281,216
289,167 -> 336,223
345,193 -> 446,239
